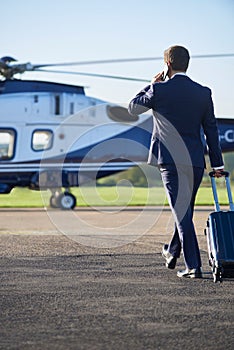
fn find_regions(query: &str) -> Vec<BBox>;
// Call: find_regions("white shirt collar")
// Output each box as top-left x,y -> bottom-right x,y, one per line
171,72 -> 187,79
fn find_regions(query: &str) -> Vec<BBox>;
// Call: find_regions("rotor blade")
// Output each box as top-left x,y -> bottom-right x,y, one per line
33,57 -> 163,68
35,68 -> 150,82
33,53 -> 234,68
192,53 -> 234,59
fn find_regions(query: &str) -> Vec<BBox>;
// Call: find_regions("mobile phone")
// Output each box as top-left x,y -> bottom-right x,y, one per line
162,64 -> 169,81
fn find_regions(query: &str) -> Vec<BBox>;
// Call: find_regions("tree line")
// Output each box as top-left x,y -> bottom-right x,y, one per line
97,153 -> 234,187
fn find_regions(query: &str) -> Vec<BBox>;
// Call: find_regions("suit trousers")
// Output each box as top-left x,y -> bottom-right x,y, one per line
159,164 -> 204,269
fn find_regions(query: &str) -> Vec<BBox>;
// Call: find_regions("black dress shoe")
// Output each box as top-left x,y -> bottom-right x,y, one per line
177,268 -> 203,279
162,244 -> 177,269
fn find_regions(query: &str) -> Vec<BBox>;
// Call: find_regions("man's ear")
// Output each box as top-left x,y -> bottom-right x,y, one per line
166,62 -> 172,78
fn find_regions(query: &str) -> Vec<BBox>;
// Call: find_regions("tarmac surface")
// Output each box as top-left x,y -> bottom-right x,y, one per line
0,206 -> 233,350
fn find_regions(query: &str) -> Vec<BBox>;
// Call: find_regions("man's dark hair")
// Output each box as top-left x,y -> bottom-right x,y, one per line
164,45 -> 190,72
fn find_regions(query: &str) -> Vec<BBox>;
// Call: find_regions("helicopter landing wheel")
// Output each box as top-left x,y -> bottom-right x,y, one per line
56,192 -> 77,210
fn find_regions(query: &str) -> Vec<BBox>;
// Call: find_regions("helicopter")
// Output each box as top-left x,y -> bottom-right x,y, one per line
0,54 -> 234,209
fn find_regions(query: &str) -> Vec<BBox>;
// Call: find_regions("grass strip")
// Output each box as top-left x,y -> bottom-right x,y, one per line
0,186 -> 232,208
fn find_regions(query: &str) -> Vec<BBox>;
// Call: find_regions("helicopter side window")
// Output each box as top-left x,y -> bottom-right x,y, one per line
0,129 -> 16,160
32,130 -> 53,151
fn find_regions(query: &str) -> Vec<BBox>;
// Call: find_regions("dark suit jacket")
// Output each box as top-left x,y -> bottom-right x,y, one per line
128,74 -> 224,168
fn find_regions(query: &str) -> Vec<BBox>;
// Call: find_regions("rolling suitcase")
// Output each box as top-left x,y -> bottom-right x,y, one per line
205,171 -> 234,283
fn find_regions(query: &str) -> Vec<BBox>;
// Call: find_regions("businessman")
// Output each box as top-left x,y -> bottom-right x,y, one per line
128,45 -> 224,278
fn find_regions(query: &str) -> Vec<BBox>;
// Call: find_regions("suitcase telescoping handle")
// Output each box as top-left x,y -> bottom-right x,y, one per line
209,171 -> 234,212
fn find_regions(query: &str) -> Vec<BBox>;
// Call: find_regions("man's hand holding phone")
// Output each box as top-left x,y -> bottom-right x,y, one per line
151,65 -> 169,84
151,72 -> 164,84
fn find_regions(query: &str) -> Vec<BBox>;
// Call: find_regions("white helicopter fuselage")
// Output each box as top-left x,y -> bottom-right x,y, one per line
0,80 -> 152,207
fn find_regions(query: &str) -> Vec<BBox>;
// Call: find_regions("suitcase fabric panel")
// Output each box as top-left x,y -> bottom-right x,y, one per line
205,171 -> 234,282
208,211 -> 234,262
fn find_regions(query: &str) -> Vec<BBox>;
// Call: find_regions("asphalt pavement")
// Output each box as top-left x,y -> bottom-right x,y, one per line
0,207 -> 233,350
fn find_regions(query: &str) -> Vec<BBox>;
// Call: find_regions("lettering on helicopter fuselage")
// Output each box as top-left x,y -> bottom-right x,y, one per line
219,129 -> 234,143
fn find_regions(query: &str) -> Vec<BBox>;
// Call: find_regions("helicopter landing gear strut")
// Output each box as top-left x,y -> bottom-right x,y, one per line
50,189 -> 77,210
